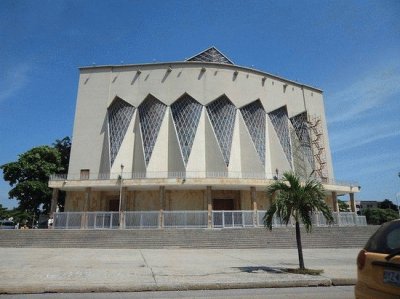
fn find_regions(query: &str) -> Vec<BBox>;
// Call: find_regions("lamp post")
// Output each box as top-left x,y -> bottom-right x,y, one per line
119,164 -> 124,226
396,192 -> 400,219
397,172 -> 400,218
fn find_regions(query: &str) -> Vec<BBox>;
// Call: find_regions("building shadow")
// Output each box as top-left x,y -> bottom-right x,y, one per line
233,266 -> 286,274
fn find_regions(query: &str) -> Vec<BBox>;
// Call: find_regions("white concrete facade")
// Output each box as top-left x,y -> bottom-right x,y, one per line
50,48 -> 358,213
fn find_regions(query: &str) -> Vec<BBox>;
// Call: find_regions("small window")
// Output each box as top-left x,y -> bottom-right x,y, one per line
80,169 -> 90,180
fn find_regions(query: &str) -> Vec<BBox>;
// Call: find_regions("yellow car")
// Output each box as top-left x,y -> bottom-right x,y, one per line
355,219 -> 400,298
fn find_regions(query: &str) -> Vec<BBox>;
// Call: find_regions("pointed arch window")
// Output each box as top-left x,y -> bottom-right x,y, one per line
268,106 -> 292,166
138,95 -> 167,165
108,97 -> 135,166
240,100 -> 266,165
171,94 -> 202,165
206,95 -> 236,166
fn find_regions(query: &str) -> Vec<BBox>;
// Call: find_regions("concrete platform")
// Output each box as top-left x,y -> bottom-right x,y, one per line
0,248 -> 360,294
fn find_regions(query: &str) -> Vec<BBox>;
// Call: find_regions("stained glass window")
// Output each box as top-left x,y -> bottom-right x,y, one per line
171,94 -> 202,165
138,95 -> 167,165
290,112 -> 314,167
240,100 -> 266,165
268,107 -> 292,166
206,95 -> 236,166
108,98 -> 135,166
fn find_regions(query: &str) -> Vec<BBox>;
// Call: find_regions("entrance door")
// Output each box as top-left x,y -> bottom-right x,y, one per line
213,198 -> 234,211
109,199 -> 119,211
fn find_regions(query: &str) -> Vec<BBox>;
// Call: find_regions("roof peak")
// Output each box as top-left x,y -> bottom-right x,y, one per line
186,47 -> 234,65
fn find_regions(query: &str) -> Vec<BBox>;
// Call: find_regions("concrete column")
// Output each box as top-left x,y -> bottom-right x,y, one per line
350,193 -> 356,213
251,187 -> 257,226
159,186 -> 166,227
332,191 -> 338,212
50,188 -> 59,217
206,186 -> 212,228
81,188 -> 91,229
119,187 -> 127,229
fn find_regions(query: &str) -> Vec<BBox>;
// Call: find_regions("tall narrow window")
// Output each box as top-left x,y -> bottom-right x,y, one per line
206,95 -> 236,166
138,95 -> 167,166
108,97 -> 135,166
268,106 -> 292,166
240,100 -> 266,165
171,94 -> 202,165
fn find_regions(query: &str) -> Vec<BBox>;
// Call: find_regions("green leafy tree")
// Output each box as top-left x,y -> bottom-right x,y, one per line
264,172 -> 334,269
53,137 -> 71,173
378,199 -> 398,212
1,138 -> 71,215
338,199 -> 350,212
1,146 -> 61,215
0,204 -> 10,220
52,137 -> 71,211
363,208 -> 398,225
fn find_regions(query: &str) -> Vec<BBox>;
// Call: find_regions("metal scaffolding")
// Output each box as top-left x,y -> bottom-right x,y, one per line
290,113 -> 328,182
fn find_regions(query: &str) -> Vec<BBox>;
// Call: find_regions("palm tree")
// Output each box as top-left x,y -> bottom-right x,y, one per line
264,171 -> 334,269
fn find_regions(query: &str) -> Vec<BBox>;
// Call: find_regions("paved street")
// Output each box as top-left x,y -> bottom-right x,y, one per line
0,286 -> 355,299
0,248 -> 359,294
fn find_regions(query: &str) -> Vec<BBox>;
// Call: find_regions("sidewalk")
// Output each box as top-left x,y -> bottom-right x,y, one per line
0,248 -> 359,294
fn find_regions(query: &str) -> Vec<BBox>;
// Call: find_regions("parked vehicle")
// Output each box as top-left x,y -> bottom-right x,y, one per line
0,220 -> 15,229
355,219 -> 400,298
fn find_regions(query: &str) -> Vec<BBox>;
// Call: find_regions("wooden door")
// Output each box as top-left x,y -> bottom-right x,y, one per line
213,198 -> 234,210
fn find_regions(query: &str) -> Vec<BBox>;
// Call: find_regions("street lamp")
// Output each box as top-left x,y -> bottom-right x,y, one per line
118,164 -> 124,223
397,172 -> 400,218
396,192 -> 400,219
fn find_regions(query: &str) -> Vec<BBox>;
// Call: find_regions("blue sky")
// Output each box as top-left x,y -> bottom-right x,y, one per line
0,0 -> 399,209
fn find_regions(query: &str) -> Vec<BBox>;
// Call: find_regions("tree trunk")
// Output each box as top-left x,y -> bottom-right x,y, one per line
295,221 -> 305,269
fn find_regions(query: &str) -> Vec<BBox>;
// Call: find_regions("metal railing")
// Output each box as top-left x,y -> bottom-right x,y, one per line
53,210 -> 367,229
212,211 -> 254,228
53,212 -> 83,229
125,211 -> 159,229
256,211 -> 367,228
87,212 -> 119,229
49,171 -> 358,187
164,211 -> 208,228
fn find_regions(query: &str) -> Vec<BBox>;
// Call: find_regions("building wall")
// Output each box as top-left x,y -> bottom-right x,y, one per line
63,189 -> 333,213
166,190 -> 205,210
68,62 -> 333,181
134,190 -> 159,211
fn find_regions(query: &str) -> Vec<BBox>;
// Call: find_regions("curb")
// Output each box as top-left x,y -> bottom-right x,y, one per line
331,278 -> 356,286
0,279 -> 334,294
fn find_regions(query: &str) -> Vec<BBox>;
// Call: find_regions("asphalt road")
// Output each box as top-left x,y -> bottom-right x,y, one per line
0,286 -> 354,299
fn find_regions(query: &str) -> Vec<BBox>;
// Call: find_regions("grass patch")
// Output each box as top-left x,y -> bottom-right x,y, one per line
284,268 -> 324,276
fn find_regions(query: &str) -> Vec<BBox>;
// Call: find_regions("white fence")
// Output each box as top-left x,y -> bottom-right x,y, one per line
53,210 -> 367,229
125,211 -> 160,229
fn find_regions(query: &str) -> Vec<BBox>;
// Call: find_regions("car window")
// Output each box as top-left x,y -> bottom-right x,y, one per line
387,228 -> 400,250
365,220 -> 400,253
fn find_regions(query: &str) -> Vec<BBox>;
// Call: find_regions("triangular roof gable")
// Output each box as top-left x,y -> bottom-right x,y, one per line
186,47 -> 234,65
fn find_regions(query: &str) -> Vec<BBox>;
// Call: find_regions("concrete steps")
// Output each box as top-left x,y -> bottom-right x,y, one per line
0,226 -> 378,249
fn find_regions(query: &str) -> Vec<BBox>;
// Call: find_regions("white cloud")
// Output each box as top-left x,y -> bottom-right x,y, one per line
334,147 -> 400,179
327,63 -> 400,124
330,119 -> 400,152
0,63 -> 32,102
